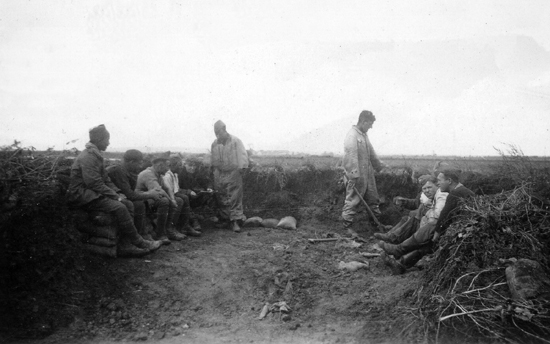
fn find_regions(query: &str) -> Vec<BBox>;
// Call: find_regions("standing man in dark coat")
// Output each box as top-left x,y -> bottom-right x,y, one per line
66,125 -> 162,256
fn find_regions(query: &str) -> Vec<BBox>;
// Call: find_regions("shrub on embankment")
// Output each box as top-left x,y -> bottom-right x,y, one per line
407,150 -> 550,343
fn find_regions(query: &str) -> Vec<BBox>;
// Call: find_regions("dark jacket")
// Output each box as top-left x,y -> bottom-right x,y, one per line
66,142 -> 119,207
107,164 -> 150,201
434,184 -> 475,235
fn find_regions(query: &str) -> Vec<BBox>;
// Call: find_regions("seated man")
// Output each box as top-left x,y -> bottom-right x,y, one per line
136,156 -> 186,244
379,175 -> 448,273
66,125 -> 162,257
107,149 -> 163,241
375,174 -> 436,243
178,157 -> 215,229
163,154 -> 202,237
381,169 -> 474,274
374,175 -> 448,244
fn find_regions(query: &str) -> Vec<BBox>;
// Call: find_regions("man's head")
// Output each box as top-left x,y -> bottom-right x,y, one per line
437,169 -> 461,192
183,157 -> 200,174
420,175 -> 438,199
123,149 -> 144,174
152,157 -> 170,176
89,124 -> 110,151
169,154 -> 183,174
214,120 -> 230,143
357,110 -> 376,133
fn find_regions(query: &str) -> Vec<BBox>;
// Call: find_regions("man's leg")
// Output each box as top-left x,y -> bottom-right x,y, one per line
364,174 -> 381,216
375,216 -> 419,244
214,171 -> 231,224
379,223 -> 435,259
86,198 -> 161,255
227,169 -> 245,233
133,200 -> 151,240
164,197 -> 186,241
342,182 -> 362,235
174,195 -> 201,237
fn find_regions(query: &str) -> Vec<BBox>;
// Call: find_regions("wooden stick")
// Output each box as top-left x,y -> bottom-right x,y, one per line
308,238 -> 340,243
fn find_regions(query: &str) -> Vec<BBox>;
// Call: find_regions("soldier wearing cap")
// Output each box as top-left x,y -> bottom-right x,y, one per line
211,120 -> 249,233
66,125 -> 162,257
136,155 -> 187,243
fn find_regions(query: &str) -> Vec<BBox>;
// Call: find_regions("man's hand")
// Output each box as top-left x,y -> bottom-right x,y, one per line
148,189 -> 162,201
117,193 -> 127,202
171,199 -> 178,207
347,178 -> 358,189
393,196 -> 406,207
432,232 -> 440,243
189,190 -> 197,197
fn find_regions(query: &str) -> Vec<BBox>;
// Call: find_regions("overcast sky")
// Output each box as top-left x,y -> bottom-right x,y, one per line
1,0 -> 549,156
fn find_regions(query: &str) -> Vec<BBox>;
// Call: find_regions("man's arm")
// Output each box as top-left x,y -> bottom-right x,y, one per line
108,167 -> 150,201
80,156 -> 119,199
433,192 -> 460,237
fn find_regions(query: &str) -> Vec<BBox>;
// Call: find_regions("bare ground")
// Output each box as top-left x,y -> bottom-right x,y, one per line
5,217 -> 420,344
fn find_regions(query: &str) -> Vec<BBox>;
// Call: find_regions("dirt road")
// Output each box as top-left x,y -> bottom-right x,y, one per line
14,220 -> 417,344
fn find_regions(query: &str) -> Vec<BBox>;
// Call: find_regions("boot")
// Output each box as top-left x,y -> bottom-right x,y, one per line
381,252 -> 406,275
191,218 -> 202,232
374,232 -> 396,243
117,240 -> 151,258
182,224 -> 202,237
131,236 -> 162,252
379,235 -> 423,259
399,250 -> 426,269
375,216 -> 418,244
343,220 -> 358,237
167,227 -> 187,241
155,235 -> 172,246
142,233 -> 154,241
231,221 -> 241,233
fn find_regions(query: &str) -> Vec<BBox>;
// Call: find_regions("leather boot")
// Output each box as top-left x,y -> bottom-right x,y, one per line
379,235 -> 423,259
191,218 -> 202,232
231,221 -> 241,233
380,252 -> 406,275
398,249 -> 426,269
117,238 -> 151,258
131,235 -> 162,252
374,232 -> 396,243
343,220 -> 357,237
183,225 -> 202,237
167,227 -> 187,241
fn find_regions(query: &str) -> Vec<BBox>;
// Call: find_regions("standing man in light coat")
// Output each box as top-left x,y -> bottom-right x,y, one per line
342,110 -> 386,236
211,120 -> 249,233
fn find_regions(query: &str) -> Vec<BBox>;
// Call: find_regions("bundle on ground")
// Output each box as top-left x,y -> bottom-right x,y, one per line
414,184 -> 550,343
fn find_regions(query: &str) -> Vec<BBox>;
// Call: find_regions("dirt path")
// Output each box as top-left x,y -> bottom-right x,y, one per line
13,221 -> 419,344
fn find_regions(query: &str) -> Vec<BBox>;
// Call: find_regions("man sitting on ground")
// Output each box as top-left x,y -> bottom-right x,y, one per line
66,125 -> 162,257
379,175 -> 448,274
381,169 -> 474,274
107,149 -> 163,241
163,154 -> 202,237
136,156 -> 186,244
376,174 -> 437,242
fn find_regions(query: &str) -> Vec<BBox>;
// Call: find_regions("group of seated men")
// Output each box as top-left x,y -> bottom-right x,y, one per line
66,124 -> 216,257
376,170 -> 475,274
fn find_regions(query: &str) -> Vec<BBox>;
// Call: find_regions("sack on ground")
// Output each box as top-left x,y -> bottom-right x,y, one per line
244,217 -> 263,227
261,218 -> 279,228
277,216 -> 297,230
